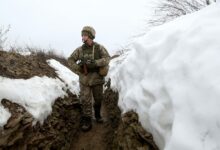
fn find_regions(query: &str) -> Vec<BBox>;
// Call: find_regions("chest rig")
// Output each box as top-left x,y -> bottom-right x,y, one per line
80,43 -> 101,61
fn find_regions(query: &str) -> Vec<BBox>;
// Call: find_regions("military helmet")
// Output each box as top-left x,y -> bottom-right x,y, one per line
81,26 -> 96,39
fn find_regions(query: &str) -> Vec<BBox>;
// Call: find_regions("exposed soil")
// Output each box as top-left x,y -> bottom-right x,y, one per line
70,86 -> 121,150
70,87 -> 159,150
0,50 -> 67,79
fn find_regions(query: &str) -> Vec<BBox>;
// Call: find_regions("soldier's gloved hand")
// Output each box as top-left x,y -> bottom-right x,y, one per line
77,59 -> 85,67
76,60 -> 84,73
86,59 -> 97,69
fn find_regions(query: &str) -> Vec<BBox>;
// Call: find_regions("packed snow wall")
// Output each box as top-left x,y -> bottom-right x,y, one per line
109,3 -> 220,150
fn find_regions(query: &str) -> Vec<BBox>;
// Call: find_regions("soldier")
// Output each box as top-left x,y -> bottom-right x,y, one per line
68,26 -> 110,131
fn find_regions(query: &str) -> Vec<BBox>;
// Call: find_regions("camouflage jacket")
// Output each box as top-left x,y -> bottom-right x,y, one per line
68,42 -> 110,86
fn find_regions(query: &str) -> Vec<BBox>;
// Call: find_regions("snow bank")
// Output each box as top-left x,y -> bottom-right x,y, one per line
0,76 -> 67,126
107,51 -> 129,88
110,3 -> 220,150
0,105 -> 11,127
47,59 -> 80,95
0,59 -> 80,127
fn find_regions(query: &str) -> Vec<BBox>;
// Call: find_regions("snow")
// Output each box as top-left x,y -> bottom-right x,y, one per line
0,59 -> 79,127
0,105 -> 11,127
47,59 -> 80,96
109,3 -> 220,150
0,76 -> 67,125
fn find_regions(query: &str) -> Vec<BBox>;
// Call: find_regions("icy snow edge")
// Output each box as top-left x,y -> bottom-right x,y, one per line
0,76 -> 67,126
0,59 -> 80,127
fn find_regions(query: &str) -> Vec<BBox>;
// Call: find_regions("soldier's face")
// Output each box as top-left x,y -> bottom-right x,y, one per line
82,34 -> 89,43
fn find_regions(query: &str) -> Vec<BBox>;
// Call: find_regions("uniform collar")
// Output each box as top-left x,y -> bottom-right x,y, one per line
82,42 -> 96,49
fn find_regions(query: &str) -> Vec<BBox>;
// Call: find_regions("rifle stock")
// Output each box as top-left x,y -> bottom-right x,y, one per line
83,64 -> 88,75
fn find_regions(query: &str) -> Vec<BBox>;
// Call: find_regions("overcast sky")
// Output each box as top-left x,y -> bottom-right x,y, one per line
0,0 -> 153,57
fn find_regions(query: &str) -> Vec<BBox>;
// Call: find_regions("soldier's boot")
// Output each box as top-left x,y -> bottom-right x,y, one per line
94,105 -> 103,123
80,116 -> 92,131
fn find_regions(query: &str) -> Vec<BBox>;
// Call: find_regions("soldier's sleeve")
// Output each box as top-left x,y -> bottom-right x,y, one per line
95,45 -> 110,67
67,48 -> 82,75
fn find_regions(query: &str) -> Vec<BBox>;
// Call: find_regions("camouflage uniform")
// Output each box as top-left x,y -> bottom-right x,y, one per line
68,42 -> 110,118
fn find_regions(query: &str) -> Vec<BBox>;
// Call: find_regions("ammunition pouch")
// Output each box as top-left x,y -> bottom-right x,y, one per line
99,65 -> 109,76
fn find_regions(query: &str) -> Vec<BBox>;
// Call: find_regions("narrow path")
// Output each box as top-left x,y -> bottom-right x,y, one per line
70,88 -> 159,150
70,120 -> 108,150
70,100 -> 112,150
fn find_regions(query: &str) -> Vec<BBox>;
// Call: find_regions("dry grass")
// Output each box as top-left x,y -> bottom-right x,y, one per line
9,45 -> 68,66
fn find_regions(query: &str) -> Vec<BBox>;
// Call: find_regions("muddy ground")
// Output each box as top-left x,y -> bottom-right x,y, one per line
70,88 -> 159,150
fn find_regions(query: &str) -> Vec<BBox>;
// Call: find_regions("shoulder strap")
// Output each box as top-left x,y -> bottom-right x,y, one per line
92,43 -> 102,60
92,45 -> 95,60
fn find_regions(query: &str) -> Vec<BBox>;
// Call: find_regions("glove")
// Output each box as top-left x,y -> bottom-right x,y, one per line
86,59 -> 97,69
76,60 -> 85,74
77,59 -> 85,67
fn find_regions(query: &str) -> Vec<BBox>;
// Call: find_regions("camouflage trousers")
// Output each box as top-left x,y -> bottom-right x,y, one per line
80,83 -> 103,118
